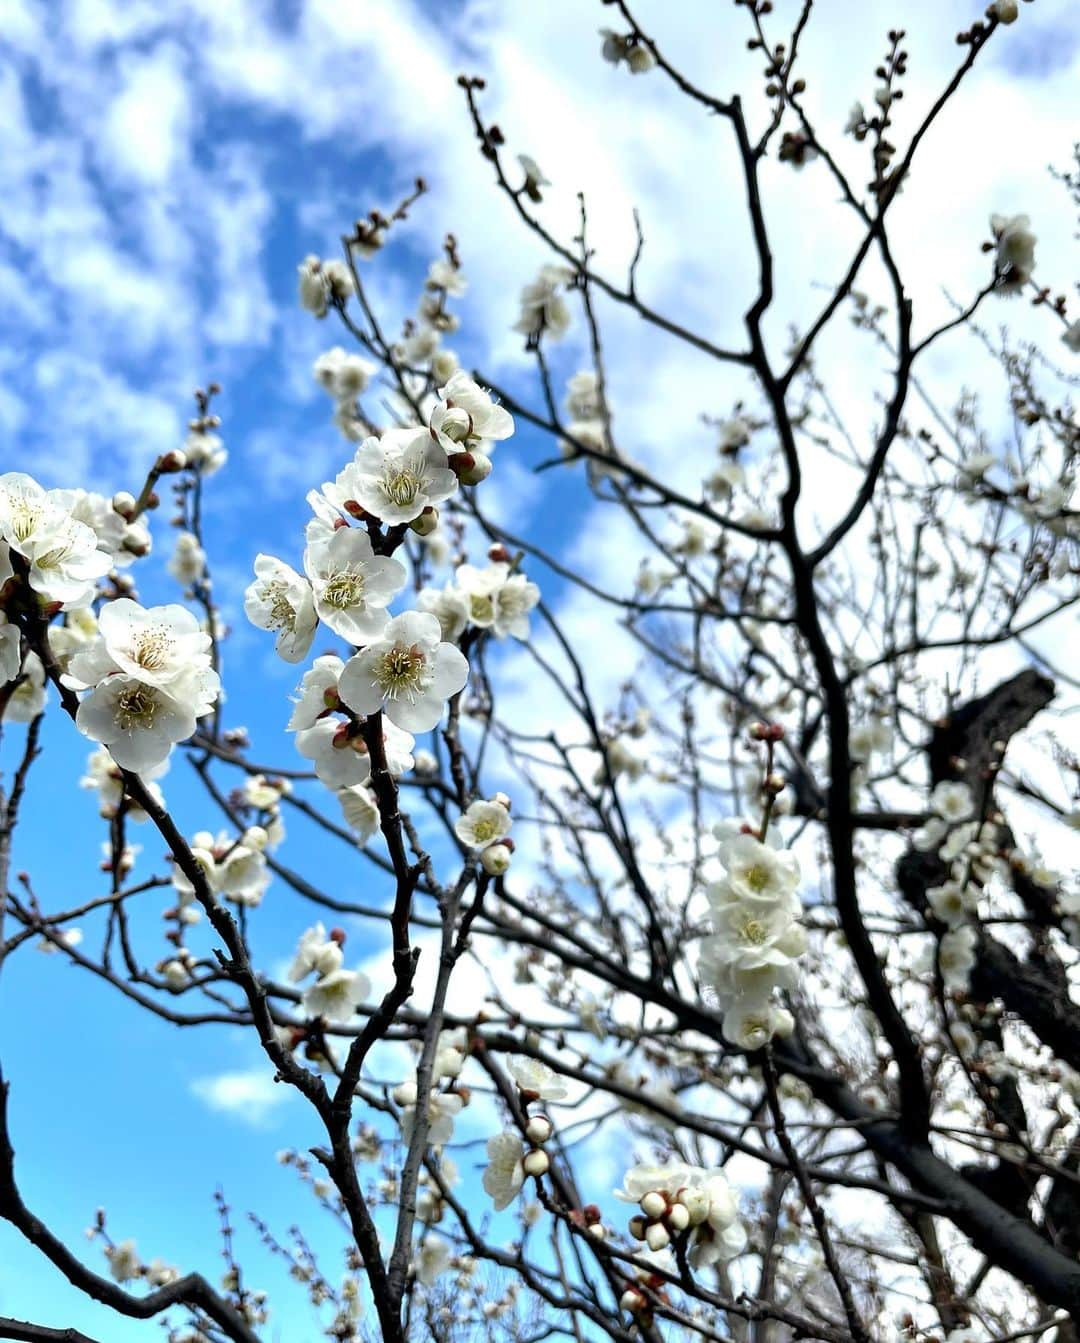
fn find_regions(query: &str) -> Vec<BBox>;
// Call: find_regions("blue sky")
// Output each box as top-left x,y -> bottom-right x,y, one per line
1,0 -> 1078,1337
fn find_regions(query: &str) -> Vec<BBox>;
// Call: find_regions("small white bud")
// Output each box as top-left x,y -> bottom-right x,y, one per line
639,1190 -> 666,1219
644,1221 -> 670,1251
525,1115 -> 552,1144
522,1149 -> 549,1178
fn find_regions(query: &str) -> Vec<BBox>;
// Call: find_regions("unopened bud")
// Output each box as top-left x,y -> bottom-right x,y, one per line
627,1214 -> 646,1240
620,1288 -> 645,1313
452,450 -> 493,485
329,927 -> 347,945
158,450 -> 187,473
644,1221 -> 670,1251
488,544 -> 511,563
480,843 -> 512,876
525,1115 -> 552,1144
490,791 -> 511,812
764,771 -> 786,794
666,1202 -> 690,1232
640,1190 -> 666,1219
112,491 -> 136,518
522,1149 -> 549,1177
409,506 -> 439,537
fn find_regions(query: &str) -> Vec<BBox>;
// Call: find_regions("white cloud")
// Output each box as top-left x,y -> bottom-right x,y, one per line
190,1065 -> 293,1126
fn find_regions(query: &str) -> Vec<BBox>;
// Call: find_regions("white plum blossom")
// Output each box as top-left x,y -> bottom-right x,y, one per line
0,620 -> 20,684
417,586 -> 470,642
482,1132 -> 525,1210
301,966 -> 370,1022
429,372 -> 515,457
245,555 -> 318,663
990,213 -> 1036,293
327,429 -> 458,526
298,254 -> 354,317
313,347 -> 376,401
184,427 -> 227,475
2,651 -> 45,722
105,1239 -> 141,1284
514,265 -> 573,340
303,526 -> 406,646
75,674 -> 213,772
287,655 -> 344,731
338,784 -> 380,844
79,747 -> 166,821
83,599 -> 213,691
939,924 -> 978,991
288,924 -> 344,983
517,154 -> 550,200
167,532 -> 206,586
337,611 -> 469,734
454,798 -> 512,850
930,781 -> 976,823
414,1235 -> 451,1286
0,473 -> 111,608
427,258 -> 467,296
508,1057 -> 568,1101
295,713 -> 414,790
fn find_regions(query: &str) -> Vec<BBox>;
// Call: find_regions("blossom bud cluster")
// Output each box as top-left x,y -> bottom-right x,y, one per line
170,825 -> 274,911
420,558 -> 540,644
288,922 -> 370,1023
482,1056 -> 568,1212
598,28 -> 657,74
615,1159 -> 745,1274
913,781 -> 1006,992
393,1028 -> 471,1151
697,831 -> 806,1049
455,795 -> 515,875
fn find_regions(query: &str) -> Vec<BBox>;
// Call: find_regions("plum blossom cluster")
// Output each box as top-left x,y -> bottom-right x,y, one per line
419,552 -> 540,644
697,831 -> 806,1049
483,1057 -> 568,1212
289,923 -> 370,1023
392,1028 -> 472,1150
454,793 -> 515,875
170,826 -> 273,911
614,1159 -> 744,1283
913,781 -> 1008,992
67,599 -> 220,772
599,28 -> 657,74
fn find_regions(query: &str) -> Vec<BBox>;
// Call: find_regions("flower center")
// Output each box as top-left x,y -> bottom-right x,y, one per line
739,917 -> 767,945
382,470 -> 421,508
9,499 -> 44,542
132,625 -> 175,671
264,580 -> 298,630
473,818 -> 498,842
322,571 -> 366,610
745,864 -> 770,893
469,594 -> 494,622
115,685 -> 160,729
374,643 -> 428,701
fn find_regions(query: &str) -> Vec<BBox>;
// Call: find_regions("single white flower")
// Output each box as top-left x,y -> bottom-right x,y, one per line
565,371 -> 600,421
415,1235 -> 451,1286
329,429 -> 458,526
287,655 -> 344,731
295,713 -> 414,789
514,265 -> 573,340
717,833 -> 800,904
990,213 -> 1036,293
493,573 -> 540,639
338,784 -> 380,844
76,671 -> 216,772
289,923 -> 345,983
939,925 -> 978,990
245,555 -> 319,663
483,1132 -> 525,1211
78,599 -> 213,691
303,526 -> 405,646
184,428 -> 227,475
454,798 -> 512,850
417,586 -> 470,643
931,781 -> 976,823
429,372 -> 514,457
105,1239 -> 141,1284
508,1056 -> 568,1101
301,966 -> 370,1022
721,996 -> 795,1049
518,154 -> 550,199
337,611 -> 469,734
168,532 -> 206,586
313,347 -> 376,401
